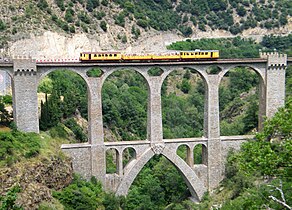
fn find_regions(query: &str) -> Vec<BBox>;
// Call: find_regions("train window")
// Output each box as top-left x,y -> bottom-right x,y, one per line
114,54 -> 117,57
191,53 -> 194,55
195,53 -> 198,55
205,52 -> 208,55
94,54 -> 97,57
105,54 -> 108,57
98,54 -> 101,57
80,53 -> 82,57
109,54 -> 112,57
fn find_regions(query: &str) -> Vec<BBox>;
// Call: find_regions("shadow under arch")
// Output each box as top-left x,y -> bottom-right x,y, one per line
115,147 -> 206,201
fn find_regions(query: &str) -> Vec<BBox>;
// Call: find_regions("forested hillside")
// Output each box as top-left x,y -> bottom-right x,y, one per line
1,35 -> 291,209
0,0 -> 291,48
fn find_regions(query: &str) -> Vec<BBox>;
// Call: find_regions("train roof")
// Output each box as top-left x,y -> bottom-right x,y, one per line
81,52 -> 121,54
180,50 -> 219,52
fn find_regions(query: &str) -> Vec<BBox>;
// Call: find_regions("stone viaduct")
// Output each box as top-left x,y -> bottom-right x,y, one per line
0,52 -> 289,201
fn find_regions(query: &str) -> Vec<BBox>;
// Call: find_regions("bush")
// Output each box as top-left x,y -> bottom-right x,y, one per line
0,20 -> 6,31
0,131 -> 41,166
100,20 -> 107,32
53,175 -> 124,210
64,118 -> 87,142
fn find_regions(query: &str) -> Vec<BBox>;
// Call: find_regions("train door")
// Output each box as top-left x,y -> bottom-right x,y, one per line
89,54 -> 91,60
211,52 -> 213,58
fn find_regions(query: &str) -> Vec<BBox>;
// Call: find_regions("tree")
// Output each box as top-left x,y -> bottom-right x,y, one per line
100,20 -> 107,32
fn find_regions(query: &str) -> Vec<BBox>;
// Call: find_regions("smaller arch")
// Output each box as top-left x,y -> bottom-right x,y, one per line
176,144 -> 192,166
193,144 -> 208,165
106,148 -> 120,174
122,147 -> 136,169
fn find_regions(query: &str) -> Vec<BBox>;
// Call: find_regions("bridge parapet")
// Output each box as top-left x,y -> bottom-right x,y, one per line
260,52 -> 287,68
13,56 -> 37,75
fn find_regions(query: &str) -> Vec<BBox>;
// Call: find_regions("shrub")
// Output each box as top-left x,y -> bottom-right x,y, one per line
0,131 -> 41,166
64,118 -> 87,142
100,20 -> 107,32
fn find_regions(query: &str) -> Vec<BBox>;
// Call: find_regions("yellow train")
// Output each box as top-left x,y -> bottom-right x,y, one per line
79,50 -> 219,62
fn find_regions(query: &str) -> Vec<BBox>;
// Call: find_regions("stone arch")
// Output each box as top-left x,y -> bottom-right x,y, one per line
161,66 -> 209,139
122,147 -> 137,168
37,68 -> 90,140
115,147 -> 206,201
106,148 -> 120,174
218,64 -> 264,135
38,67 -> 90,88
176,143 -> 190,160
160,66 -> 209,88
218,64 -> 265,85
101,67 -> 150,141
193,144 -> 208,165
100,67 -> 150,90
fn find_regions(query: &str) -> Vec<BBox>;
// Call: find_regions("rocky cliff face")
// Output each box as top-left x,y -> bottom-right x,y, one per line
8,14 -> 292,59
7,17 -> 291,60
0,156 -> 72,209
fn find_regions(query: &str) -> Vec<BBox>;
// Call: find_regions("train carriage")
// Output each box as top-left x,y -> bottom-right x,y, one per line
152,52 -> 181,60
122,53 -> 152,61
180,50 -> 219,60
80,52 -> 122,61
80,50 -> 219,62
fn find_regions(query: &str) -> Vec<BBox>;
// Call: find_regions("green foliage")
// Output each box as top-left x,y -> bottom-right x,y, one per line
226,99 -> 292,178
168,37 -> 261,58
219,67 -> 259,135
100,20 -> 107,32
102,70 -> 147,140
126,156 -> 190,209
261,34 -> 292,56
114,12 -> 126,27
179,25 -> 193,37
64,118 -> 87,142
0,131 -> 41,167
0,96 -> 12,126
0,185 -> 22,210
65,8 -> 75,23
37,0 -> 49,10
0,20 -> 6,31
131,25 -> 140,39
49,123 -> 68,139
78,12 -> 90,24
38,77 -> 53,94
55,0 -> 65,11
147,67 -> 163,76
39,70 -> 88,131
86,68 -> 103,77
162,72 -> 205,138
53,175 -> 124,210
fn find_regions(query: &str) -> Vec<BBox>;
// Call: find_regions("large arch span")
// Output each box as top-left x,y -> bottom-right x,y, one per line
115,146 -> 206,201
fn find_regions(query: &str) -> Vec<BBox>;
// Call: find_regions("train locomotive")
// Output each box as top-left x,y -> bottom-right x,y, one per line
79,50 -> 219,62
